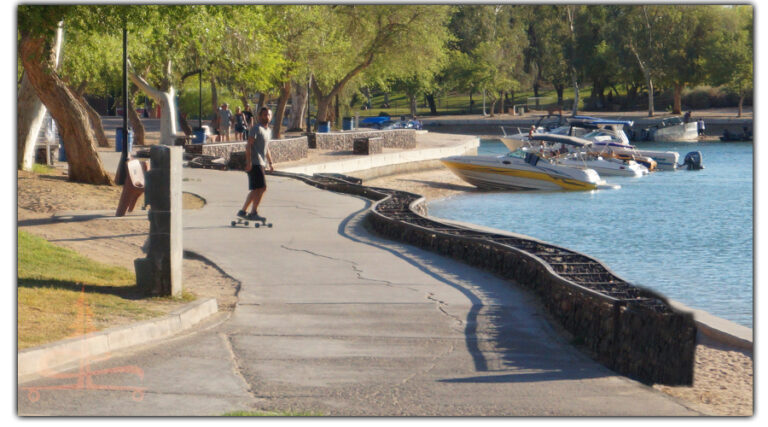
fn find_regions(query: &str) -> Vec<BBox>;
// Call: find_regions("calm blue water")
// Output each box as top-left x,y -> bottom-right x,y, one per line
429,139 -> 754,327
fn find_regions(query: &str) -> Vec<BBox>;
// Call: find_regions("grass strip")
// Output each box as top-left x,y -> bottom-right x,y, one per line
17,231 -> 164,350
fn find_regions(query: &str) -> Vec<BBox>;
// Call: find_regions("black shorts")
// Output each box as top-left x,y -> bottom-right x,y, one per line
247,164 -> 266,190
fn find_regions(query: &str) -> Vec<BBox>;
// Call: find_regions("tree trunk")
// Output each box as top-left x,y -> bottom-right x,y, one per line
18,73 -> 49,170
257,93 -> 266,111
409,93 -> 417,117
555,85 -> 564,105
19,33 -> 112,184
738,92 -> 744,118
210,76 -> 218,116
489,98 -> 497,117
18,23 -> 64,171
126,94 -> 146,145
672,83 -> 683,115
127,62 -> 178,145
75,92 -> 110,148
499,91 -> 505,115
273,80 -> 291,139
646,78 -> 655,117
314,94 -> 332,128
426,94 -> 437,115
288,79 -> 308,130
571,69 -> 580,117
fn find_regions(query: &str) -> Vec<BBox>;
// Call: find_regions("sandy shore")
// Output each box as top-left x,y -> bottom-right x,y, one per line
365,168 -> 753,416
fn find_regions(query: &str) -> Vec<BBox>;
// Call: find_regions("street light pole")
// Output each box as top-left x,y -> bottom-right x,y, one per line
117,23 -> 128,185
197,70 -> 202,129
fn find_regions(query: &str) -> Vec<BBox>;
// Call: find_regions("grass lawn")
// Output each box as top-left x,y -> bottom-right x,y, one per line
17,231 -> 170,350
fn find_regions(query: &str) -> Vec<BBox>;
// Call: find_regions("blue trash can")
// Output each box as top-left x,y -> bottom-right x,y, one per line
116,127 -> 134,152
192,129 -> 206,144
318,121 -> 331,133
342,117 -> 354,131
58,142 -> 66,162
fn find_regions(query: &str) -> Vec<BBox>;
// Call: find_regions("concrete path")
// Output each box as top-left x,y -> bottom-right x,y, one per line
18,145 -> 700,416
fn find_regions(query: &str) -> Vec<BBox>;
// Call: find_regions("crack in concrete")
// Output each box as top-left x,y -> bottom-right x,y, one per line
426,292 -> 465,328
280,244 -> 416,290
219,332 -> 258,402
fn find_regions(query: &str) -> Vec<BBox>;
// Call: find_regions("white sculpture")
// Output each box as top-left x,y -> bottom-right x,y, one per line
127,59 -> 180,146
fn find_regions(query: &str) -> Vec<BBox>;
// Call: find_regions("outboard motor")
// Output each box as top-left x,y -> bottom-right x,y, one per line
680,151 -> 704,170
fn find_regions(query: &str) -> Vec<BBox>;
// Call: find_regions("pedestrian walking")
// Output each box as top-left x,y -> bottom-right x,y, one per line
237,107 -> 275,221
698,118 -> 706,136
234,107 -> 247,140
243,104 -> 254,128
218,103 -> 233,142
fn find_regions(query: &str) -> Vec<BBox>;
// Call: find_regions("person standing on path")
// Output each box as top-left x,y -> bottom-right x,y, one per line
698,118 -> 706,136
238,107 -> 274,221
218,103 -> 233,142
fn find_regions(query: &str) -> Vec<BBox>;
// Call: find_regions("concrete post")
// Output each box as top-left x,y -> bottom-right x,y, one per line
134,145 -> 183,297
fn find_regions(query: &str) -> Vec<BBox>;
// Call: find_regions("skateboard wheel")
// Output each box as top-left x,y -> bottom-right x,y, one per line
267,224 -> 273,228
254,223 -> 260,228
231,221 -> 236,227
244,221 -> 249,226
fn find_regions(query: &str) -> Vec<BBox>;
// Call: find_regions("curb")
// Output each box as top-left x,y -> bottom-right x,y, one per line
18,297 -> 218,384
667,300 -> 753,351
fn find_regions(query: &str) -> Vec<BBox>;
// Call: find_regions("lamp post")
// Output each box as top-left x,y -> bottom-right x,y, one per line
116,23 -> 128,185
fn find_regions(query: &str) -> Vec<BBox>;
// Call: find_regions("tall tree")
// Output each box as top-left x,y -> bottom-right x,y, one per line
17,21 -> 64,171
707,5 -> 753,117
18,5 -> 124,184
309,5 -> 452,127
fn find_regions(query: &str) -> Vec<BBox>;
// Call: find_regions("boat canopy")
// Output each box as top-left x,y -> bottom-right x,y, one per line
529,134 -> 593,147
569,117 -> 634,128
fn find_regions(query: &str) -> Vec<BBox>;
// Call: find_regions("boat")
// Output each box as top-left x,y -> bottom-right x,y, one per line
441,136 -> 616,191
528,134 -> 649,177
640,117 -> 699,142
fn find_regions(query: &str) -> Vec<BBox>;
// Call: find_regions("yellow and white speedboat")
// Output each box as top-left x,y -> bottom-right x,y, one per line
441,147 -> 615,191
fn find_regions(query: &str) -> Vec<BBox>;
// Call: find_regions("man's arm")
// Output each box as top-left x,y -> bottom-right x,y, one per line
265,147 -> 274,172
245,136 -> 253,172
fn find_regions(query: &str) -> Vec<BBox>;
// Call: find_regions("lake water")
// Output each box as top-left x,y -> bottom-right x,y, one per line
428,139 -> 754,328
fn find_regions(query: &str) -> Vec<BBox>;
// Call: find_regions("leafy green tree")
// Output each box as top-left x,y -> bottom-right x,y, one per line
309,5 -> 452,127
706,5 -> 753,117
657,6 -> 722,114
18,5 -> 138,184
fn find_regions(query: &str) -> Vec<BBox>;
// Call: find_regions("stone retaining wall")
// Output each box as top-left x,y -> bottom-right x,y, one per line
314,129 -> 416,151
184,136 -> 308,165
364,211 -> 695,385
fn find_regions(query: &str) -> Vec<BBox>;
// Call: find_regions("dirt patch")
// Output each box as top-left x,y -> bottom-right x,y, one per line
17,167 -> 238,315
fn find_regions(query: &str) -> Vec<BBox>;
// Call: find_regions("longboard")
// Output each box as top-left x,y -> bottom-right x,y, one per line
230,217 -> 273,228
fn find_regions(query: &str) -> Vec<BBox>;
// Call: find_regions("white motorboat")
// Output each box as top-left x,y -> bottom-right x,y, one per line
641,117 -> 699,142
562,117 -> 680,170
529,134 -> 648,177
441,138 -> 615,191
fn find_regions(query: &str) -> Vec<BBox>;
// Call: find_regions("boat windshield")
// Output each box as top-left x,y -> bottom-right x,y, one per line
582,130 -> 615,140
506,149 -> 528,159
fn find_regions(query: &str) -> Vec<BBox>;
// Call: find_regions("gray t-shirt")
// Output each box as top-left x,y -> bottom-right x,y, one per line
218,108 -> 232,129
248,124 -> 271,166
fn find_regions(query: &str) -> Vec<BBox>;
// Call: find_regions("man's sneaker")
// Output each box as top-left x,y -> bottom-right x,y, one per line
246,212 -> 263,221
237,210 -> 248,219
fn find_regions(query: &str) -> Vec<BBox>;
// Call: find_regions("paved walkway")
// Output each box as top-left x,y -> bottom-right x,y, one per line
18,139 -> 699,416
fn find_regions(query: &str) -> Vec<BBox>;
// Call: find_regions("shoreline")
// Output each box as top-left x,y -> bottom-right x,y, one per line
364,166 -> 753,416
